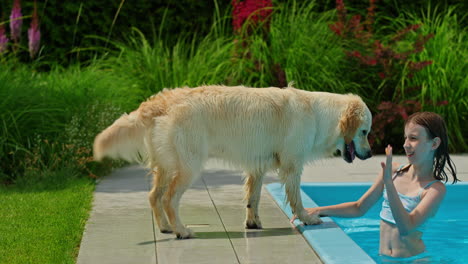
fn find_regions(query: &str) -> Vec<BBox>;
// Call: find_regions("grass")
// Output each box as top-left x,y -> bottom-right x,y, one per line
0,170 -> 95,264
269,1 -> 362,94
97,2 -> 235,96
0,64 -> 126,263
103,1 -> 363,96
104,28 -> 235,96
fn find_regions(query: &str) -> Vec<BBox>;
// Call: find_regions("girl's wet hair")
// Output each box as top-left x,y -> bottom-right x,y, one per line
405,112 -> 459,183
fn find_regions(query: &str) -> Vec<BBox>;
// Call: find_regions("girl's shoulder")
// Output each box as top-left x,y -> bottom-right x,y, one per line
426,180 -> 446,192
421,180 -> 446,201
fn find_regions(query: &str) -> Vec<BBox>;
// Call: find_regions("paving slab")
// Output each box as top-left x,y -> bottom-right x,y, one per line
77,167 -> 156,264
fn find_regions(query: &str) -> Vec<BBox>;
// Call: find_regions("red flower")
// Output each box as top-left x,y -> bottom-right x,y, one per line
336,0 -> 346,24
408,60 -> 433,72
365,57 -> 377,66
348,14 -> 361,31
329,22 -> 343,36
232,0 -> 273,33
347,50 -> 361,58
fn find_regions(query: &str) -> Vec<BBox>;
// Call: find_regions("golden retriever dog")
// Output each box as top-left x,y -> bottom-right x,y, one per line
93,85 -> 372,238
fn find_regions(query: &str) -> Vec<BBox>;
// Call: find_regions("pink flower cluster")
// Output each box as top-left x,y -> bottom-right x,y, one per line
28,0 -> 40,58
0,25 -> 8,53
9,0 -> 23,43
0,0 -> 41,58
232,0 -> 273,34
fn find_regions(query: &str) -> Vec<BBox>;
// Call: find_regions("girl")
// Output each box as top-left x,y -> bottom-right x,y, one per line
292,111 -> 458,259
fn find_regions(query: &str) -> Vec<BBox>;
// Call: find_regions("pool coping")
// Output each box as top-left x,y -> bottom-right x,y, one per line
266,182 -> 377,264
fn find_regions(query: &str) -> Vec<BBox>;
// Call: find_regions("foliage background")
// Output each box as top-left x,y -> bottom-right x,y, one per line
1,0 -> 466,64
0,0 -> 467,183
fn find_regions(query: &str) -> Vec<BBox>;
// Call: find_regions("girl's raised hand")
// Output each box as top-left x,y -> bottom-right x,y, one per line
381,144 -> 393,182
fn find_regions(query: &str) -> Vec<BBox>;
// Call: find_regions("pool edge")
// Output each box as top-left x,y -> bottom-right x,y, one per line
266,182 -> 376,264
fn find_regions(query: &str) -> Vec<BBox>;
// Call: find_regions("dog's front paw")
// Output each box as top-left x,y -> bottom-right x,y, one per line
299,213 -> 322,225
175,228 -> 195,239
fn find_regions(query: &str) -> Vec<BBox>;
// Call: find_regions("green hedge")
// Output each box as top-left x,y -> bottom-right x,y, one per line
1,0 -> 466,65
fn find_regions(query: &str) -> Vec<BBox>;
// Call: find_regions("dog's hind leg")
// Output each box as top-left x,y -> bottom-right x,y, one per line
160,116 -> 206,238
162,166 -> 200,239
279,163 -> 322,225
148,168 -> 172,233
244,171 -> 265,229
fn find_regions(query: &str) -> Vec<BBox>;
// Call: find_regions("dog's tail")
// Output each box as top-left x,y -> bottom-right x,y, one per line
93,110 -> 149,164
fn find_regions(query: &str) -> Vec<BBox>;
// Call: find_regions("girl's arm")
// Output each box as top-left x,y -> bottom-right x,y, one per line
291,171 -> 385,221
382,145 -> 446,236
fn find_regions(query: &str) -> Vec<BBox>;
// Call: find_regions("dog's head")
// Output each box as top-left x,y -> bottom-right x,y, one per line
338,96 -> 372,163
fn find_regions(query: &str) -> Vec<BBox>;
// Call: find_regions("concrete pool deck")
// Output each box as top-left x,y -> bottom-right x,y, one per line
77,155 -> 468,264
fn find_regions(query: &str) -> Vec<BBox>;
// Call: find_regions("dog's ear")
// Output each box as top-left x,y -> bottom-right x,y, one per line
339,100 -> 363,144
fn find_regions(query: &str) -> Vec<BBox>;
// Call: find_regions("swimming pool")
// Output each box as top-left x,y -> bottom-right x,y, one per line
267,182 -> 468,264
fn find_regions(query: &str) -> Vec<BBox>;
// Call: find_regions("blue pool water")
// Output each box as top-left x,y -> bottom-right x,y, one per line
302,183 -> 468,264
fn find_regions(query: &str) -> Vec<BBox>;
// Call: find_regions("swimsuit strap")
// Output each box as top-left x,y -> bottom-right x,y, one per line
392,164 -> 409,180
417,180 -> 440,196
397,164 -> 407,172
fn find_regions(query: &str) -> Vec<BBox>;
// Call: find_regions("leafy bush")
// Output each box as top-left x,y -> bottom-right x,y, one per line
367,5 -> 468,153
326,0 -> 467,153
268,1 -> 361,93
102,27 -> 234,97
0,63 -> 132,183
400,6 -> 468,152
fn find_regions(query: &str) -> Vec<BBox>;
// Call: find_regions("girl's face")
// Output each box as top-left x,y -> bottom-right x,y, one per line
403,122 -> 437,165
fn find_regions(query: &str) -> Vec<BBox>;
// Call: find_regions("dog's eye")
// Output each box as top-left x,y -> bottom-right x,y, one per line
362,130 -> 368,136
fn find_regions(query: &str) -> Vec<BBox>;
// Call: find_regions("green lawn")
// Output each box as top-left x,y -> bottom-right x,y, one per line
0,170 -> 95,264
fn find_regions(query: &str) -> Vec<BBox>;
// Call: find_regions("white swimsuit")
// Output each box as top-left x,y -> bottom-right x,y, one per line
380,165 -> 439,231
